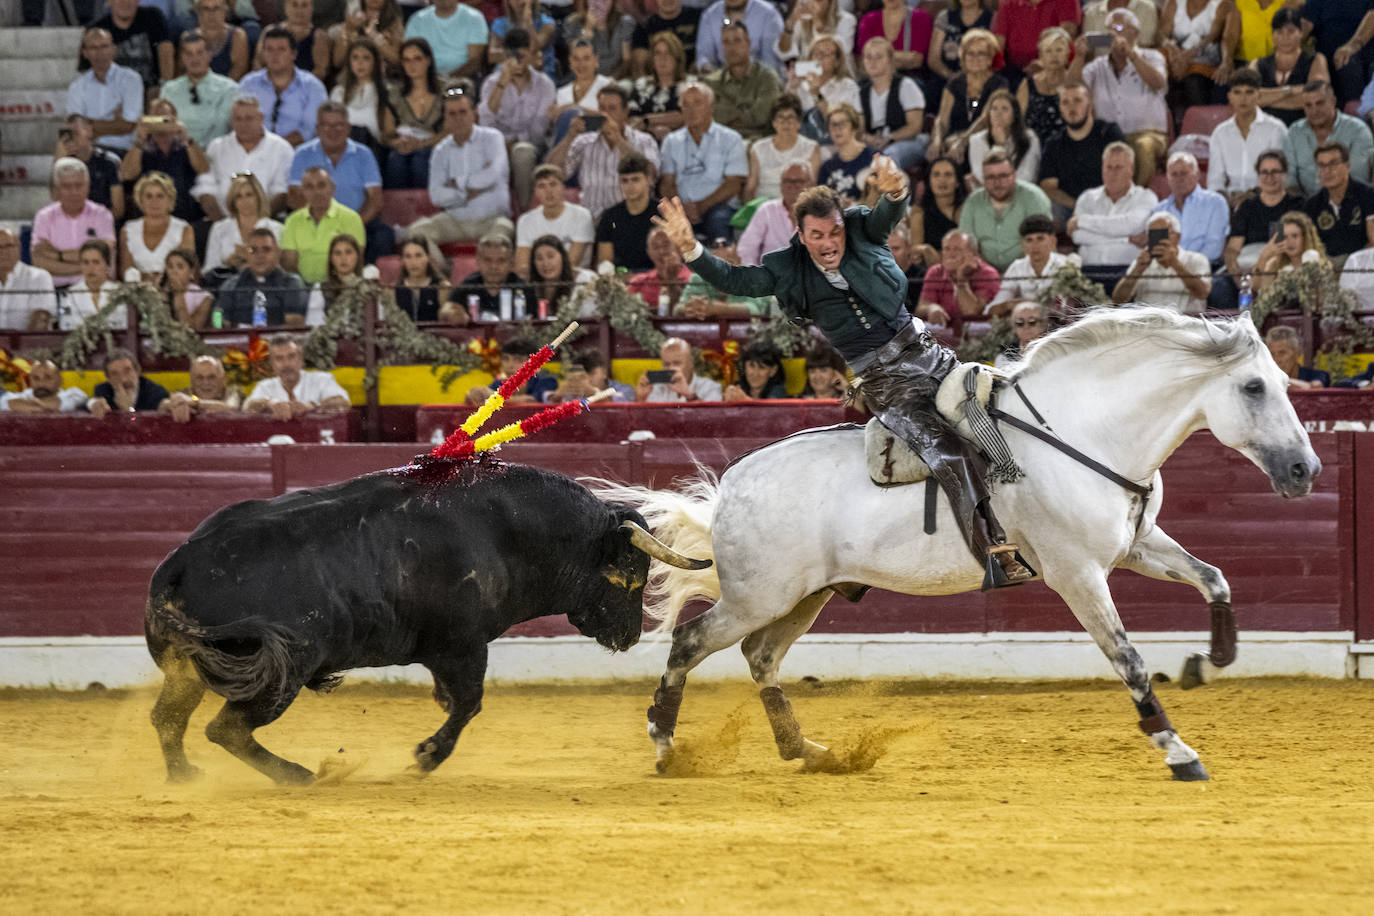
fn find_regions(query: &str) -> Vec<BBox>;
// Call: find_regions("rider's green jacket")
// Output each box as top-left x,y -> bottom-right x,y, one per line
685,193 -> 912,361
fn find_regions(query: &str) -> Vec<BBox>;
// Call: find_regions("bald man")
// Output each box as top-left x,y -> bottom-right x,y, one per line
0,360 -> 86,413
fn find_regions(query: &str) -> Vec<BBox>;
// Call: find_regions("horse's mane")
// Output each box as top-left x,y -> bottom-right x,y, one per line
1009,306 -> 1262,378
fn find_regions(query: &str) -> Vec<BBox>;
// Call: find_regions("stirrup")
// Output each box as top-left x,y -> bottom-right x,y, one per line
982,544 -> 1037,591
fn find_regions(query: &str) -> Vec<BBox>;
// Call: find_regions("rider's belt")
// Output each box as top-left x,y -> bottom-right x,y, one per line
848,320 -> 924,375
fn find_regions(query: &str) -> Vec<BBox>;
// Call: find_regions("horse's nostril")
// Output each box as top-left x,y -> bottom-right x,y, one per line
1291,463 -> 1308,481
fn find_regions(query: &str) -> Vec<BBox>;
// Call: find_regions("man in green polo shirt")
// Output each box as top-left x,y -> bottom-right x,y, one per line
959,150 -> 1053,272
158,31 -> 238,148
280,166 -> 365,285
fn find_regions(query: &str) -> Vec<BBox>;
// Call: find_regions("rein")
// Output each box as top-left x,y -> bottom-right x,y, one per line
988,379 -> 1155,531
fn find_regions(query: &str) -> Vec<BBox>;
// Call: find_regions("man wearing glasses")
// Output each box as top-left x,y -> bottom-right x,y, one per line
406,83 -> 514,252
160,31 -> 239,149
237,26 -> 328,147
659,82 -> 748,244
1215,150 -> 1303,308
694,0 -> 784,74
1281,80 -> 1374,197
1302,140 -> 1374,268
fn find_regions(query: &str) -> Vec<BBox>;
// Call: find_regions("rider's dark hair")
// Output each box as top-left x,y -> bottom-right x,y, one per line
793,185 -> 843,227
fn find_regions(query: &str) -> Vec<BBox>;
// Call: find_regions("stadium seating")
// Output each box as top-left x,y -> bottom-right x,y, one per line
1179,106 -> 1231,140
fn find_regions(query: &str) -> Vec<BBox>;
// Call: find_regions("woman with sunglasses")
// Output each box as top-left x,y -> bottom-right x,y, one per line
994,300 -> 1051,369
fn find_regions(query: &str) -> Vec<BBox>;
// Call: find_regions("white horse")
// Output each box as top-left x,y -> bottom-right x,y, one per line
602,308 -> 1320,781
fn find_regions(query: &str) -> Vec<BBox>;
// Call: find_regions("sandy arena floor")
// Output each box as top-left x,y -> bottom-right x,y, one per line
1,676 -> 1371,914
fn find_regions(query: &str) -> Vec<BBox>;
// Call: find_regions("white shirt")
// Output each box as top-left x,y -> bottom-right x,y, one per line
247,371 -> 349,406
1071,184 -> 1160,266
865,77 -> 925,135
65,63 -> 144,150
0,262 -> 57,329
968,130 -> 1042,185
556,74 -> 614,112
0,386 -> 88,412
330,82 -> 382,141
516,203 -> 596,263
990,251 -> 1074,307
124,217 -> 191,275
427,126 -> 511,220
61,280 -> 125,329
203,217 -> 284,273
645,374 -> 723,403
193,131 -> 296,211
1083,49 -> 1167,134
1206,111 -> 1288,195
1132,248 -> 1212,314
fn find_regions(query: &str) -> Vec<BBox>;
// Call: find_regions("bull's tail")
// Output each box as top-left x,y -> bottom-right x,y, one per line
586,472 -> 722,639
146,599 -> 303,703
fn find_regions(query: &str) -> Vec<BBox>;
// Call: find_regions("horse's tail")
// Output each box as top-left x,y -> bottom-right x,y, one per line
586,471 -> 722,639
146,597 -> 303,703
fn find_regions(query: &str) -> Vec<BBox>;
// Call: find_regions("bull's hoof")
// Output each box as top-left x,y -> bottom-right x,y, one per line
1169,759 -> 1210,782
166,764 -> 202,784
1179,653 -> 1208,691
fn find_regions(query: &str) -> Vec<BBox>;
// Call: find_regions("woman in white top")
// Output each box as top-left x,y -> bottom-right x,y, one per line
329,37 -> 396,148
204,172 -> 284,275
788,35 -> 861,128
1160,0 -> 1233,108
119,172 -> 194,282
966,88 -> 1041,187
776,0 -> 857,71
548,39 -> 614,131
744,94 -> 822,201
61,239 -> 124,330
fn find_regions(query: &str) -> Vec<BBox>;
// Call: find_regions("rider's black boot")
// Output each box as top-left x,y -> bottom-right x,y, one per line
975,502 -> 1036,590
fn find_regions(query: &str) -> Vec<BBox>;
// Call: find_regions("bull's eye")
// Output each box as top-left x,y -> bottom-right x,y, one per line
1243,379 -> 1264,396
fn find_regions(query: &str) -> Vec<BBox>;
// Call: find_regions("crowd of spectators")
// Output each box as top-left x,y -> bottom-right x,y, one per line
7,0 -> 1374,405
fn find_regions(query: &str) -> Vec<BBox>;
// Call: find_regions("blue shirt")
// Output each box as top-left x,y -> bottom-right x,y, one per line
660,121 -> 749,203
694,0 -> 784,74
65,63 -> 144,150
1153,185 -> 1230,263
238,68 -> 329,142
404,3 -> 489,74
288,138 -> 382,214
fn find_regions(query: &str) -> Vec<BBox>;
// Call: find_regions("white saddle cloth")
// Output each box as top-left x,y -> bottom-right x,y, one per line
863,363 -> 1002,486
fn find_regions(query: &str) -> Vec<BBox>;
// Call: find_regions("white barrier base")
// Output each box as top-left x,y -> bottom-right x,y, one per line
0,631 -> 1359,689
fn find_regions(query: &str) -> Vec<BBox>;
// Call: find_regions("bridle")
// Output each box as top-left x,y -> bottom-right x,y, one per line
988,378 -> 1156,532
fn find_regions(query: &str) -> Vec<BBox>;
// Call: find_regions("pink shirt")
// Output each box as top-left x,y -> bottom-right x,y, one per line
31,200 -> 116,286
737,198 -> 796,266
855,9 -> 933,61
919,261 -> 1002,318
992,0 -> 1082,70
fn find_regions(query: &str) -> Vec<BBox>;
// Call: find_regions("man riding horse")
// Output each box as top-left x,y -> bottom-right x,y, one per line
654,156 -> 1035,589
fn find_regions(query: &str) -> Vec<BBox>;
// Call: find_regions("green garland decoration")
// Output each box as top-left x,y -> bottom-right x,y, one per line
957,263 -> 1110,364
1247,260 -> 1374,380
58,282 -> 210,369
303,279 -> 482,390
541,272 -> 666,360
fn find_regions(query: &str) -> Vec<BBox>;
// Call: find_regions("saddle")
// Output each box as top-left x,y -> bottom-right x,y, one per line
862,363 -> 1019,487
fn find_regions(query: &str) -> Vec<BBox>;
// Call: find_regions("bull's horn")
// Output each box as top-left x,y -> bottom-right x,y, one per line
620,521 -> 713,570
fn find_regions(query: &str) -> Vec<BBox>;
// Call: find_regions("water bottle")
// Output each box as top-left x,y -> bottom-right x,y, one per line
498,287 -> 513,321
513,288 -> 526,320
210,304 -> 224,329
1237,274 -> 1253,313
658,289 -> 671,316
251,289 -> 268,328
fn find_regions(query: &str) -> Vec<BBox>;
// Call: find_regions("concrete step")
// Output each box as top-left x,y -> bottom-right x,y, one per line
1,120 -> 67,156
0,27 -> 83,59
0,89 -> 69,122
0,154 -> 53,186
0,57 -> 80,91
0,184 -> 53,223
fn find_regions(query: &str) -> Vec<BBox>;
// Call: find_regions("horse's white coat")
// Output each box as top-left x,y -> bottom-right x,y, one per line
608,308 -> 1322,777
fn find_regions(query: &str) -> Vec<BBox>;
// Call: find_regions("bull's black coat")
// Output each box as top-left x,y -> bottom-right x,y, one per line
146,458 -> 650,784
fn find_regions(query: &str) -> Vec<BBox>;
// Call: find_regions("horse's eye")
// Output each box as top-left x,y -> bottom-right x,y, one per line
1243,379 -> 1265,396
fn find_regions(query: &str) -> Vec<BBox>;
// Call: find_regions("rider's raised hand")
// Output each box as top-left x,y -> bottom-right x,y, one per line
653,197 -> 698,257
872,155 -> 909,198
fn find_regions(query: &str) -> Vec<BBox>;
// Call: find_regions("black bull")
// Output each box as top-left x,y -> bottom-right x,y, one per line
145,457 -> 708,785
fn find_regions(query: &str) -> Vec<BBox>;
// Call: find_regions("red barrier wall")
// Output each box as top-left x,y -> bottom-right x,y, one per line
0,429 -> 1363,642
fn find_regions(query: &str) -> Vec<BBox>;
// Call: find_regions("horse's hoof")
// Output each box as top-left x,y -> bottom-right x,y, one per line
799,741 -> 838,773
166,764 -> 202,784
1179,653 -> 1208,691
1169,759 -> 1210,782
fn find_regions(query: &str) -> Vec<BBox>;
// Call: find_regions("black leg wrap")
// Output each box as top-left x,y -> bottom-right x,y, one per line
1134,692 -> 1173,735
759,686 -> 805,759
1208,600 -> 1237,667
647,676 -> 683,735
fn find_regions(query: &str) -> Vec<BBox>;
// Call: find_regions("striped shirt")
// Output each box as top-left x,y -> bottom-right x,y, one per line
565,127 -> 661,220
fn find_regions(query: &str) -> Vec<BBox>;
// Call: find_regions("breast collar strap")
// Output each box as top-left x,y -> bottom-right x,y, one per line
988,379 -> 1155,532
